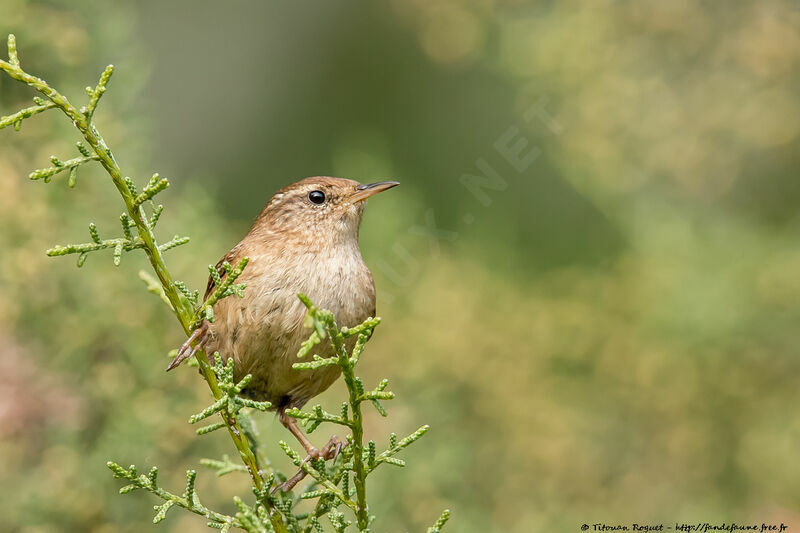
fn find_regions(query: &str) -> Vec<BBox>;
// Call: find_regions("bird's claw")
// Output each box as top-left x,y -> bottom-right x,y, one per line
273,435 -> 346,493
167,321 -> 209,371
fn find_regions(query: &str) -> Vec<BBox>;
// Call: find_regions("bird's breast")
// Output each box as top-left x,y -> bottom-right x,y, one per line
297,243 -> 376,324
237,244 -> 375,334
206,241 -> 376,405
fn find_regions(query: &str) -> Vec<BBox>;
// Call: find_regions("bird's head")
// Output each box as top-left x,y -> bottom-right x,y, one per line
253,176 -> 399,243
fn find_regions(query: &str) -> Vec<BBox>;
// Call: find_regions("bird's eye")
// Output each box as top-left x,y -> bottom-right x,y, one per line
308,190 -> 326,205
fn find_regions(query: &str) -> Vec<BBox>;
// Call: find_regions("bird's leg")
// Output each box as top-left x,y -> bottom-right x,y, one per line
279,408 -> 319,457
166,321 -> 209,371
275,409 -> 346,492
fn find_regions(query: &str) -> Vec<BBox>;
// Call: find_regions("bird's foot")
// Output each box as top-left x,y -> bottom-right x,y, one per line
273,435 -> 346,493
311,434 -> 347,462
167,321 -> 209,371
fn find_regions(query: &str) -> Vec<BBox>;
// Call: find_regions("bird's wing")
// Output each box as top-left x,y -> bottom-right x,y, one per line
167,246 -> 245,372
204,247 -> 240,301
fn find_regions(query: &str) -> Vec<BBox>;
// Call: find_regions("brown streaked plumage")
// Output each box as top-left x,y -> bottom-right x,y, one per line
170,176 -> 398,491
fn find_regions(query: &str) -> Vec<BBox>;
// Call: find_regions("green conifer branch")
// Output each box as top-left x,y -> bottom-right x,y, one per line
133,173 -> 170,207
139,270 -> 174,309
278,441 -> 358,513
0,34 -> 287,532
188,353 -> 272,426
0,98 -> 57,130
107,462 -> 239,528
365,425 -> 430,474
201,454 -> 250,477
426,510 -> 452,533
291,355 -> 340,370
285,404 -> 353,431
281,295 -> 448,532
196,258 -> 249,326
82,64 -> 113,121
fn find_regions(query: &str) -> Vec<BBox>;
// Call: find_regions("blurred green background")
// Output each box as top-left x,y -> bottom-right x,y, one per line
2,1 -> 800,531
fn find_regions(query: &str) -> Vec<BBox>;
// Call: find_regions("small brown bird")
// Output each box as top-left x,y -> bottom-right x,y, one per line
169,176 -> 398,488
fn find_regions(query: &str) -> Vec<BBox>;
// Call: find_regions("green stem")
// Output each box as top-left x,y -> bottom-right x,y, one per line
0,51 -> 288,533
344,369 -> 369,530
330,327 -> 369,531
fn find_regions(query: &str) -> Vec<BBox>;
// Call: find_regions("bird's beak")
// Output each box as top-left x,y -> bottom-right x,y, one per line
350,180 -> 400,203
